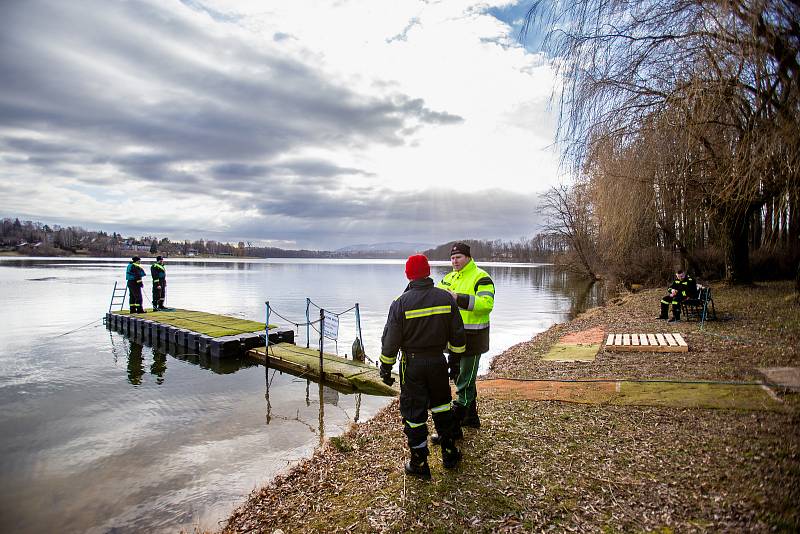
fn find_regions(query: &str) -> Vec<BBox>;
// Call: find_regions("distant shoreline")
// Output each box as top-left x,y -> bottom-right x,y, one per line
0,250 -> 549,264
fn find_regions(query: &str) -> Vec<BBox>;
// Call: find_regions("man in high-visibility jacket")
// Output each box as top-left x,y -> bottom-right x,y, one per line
125,256 -> 146,314
437,242 -> 494,429
150,256 -> 167,310
380,254 -> 467,479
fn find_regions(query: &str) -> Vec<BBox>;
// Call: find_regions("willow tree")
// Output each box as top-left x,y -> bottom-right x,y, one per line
526,0 -> 800,283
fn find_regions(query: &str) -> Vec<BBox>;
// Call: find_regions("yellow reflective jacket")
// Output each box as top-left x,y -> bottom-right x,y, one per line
437,259 -> 494,350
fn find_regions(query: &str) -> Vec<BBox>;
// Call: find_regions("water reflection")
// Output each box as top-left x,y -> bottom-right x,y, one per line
150,351 -> 167,385
127,340 -> 144,385
263,366 -> 362,448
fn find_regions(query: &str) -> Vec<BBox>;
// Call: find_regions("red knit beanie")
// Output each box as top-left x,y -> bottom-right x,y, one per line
405,254 -> 431,280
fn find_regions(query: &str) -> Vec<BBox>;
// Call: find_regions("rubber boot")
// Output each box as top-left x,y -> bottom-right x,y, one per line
440,436 -> 462,469
404,447 -> 431,480
461,400 -> 480,428
658,303 -> 669,320
668,307 -> 681,323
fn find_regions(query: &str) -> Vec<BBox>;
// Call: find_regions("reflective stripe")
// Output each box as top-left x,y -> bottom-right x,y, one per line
465,355 -> 480,405
431,403 -> 451,413
448,343 -> 466,353
406,419 -> 426,428
476,291 -> 494,298
404,305 -> 451,320
411,440 -> 428,449
465,294 -> 475,311
380,354 -> 396,365
463,322 -> 489,330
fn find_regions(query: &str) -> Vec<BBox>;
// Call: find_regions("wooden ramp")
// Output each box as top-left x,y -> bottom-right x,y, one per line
248,344 -> 399,397
605,333 -> 688,353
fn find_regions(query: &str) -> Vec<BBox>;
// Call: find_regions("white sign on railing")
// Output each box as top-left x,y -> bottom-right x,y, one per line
323,311 -> 339,340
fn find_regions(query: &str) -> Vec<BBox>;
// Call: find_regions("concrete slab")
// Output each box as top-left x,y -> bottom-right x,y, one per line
758,367 -> 800,392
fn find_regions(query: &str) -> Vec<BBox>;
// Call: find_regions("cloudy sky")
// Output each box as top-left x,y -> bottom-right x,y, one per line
0,0 -> 561,250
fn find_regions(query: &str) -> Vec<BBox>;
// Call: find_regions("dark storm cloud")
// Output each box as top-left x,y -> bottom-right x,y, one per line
0,0 -> 462,195
224,187 -> 543,249
211,163 -> 271,180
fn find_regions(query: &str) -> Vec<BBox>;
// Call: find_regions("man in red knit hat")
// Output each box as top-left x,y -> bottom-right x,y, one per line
379,254 -> 467,479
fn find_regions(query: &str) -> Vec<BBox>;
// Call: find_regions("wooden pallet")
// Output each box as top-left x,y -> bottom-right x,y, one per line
605,333 -> 688,352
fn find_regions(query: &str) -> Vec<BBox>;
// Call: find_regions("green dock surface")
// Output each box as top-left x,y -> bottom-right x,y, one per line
112,308 -> 272,338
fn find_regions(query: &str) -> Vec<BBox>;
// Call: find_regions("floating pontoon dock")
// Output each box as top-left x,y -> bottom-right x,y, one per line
104,309 -> 398,396
249,344 -> 398,397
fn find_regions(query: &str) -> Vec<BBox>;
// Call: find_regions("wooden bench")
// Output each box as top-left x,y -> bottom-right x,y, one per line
605,333 -> 688,352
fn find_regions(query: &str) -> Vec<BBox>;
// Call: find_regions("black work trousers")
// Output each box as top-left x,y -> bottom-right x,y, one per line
152,280 -> 166,309
128,280 -> 143,312
659,294 -> 684,318
399,352 -> 457,449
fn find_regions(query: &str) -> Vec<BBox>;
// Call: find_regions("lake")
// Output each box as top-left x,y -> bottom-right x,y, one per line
0,257 -> 603,533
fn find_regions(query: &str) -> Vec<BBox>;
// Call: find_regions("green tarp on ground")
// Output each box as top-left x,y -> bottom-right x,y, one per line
541,343 -> 601,362
612,382 -> 779,411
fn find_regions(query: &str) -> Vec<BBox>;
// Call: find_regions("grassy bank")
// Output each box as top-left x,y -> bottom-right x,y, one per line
221,281 -> 800,533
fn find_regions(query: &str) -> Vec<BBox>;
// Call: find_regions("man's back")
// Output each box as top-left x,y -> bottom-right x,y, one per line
382,278 -> 465,356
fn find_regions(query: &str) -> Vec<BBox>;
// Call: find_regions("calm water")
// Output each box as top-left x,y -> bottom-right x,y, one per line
0,257 -> 603,533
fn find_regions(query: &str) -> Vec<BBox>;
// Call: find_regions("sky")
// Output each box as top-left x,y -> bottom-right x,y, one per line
0,0 -> 562,250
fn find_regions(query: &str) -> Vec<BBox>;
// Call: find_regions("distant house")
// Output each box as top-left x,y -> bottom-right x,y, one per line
187,249 -> 198,257
120,243 -> 150,252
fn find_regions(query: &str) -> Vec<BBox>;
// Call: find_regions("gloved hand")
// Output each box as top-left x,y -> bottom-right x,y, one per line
448,355 -> 460,382
379,363 -> 395,386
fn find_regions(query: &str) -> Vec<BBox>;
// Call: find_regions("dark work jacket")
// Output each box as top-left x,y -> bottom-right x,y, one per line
151,262 -> 166,282
379,277 -> 466,366
668,274 -> 697,301
125,262 -> 145,283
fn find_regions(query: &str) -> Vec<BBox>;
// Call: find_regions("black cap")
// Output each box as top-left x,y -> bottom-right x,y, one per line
450,242 -> 471,257
156,256 -> 163,262
132,256 -> 141,262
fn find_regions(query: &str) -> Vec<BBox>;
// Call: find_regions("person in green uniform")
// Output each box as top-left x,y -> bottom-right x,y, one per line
150,256 -> 167,310
437,242 -> 494,429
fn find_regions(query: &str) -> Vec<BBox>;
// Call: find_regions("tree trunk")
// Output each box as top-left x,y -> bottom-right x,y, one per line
724,209 -> 754,284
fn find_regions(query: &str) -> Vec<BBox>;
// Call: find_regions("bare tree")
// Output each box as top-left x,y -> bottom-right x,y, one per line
541,182 -> 598,278
525,0 -> 800,283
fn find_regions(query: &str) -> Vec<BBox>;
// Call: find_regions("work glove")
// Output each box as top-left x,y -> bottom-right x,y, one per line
448,355 -> 460,382
379,363 -> 395,386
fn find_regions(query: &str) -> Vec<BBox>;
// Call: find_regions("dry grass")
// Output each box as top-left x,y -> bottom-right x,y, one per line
490,280 -> 800,382
221,281 -> 800,533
